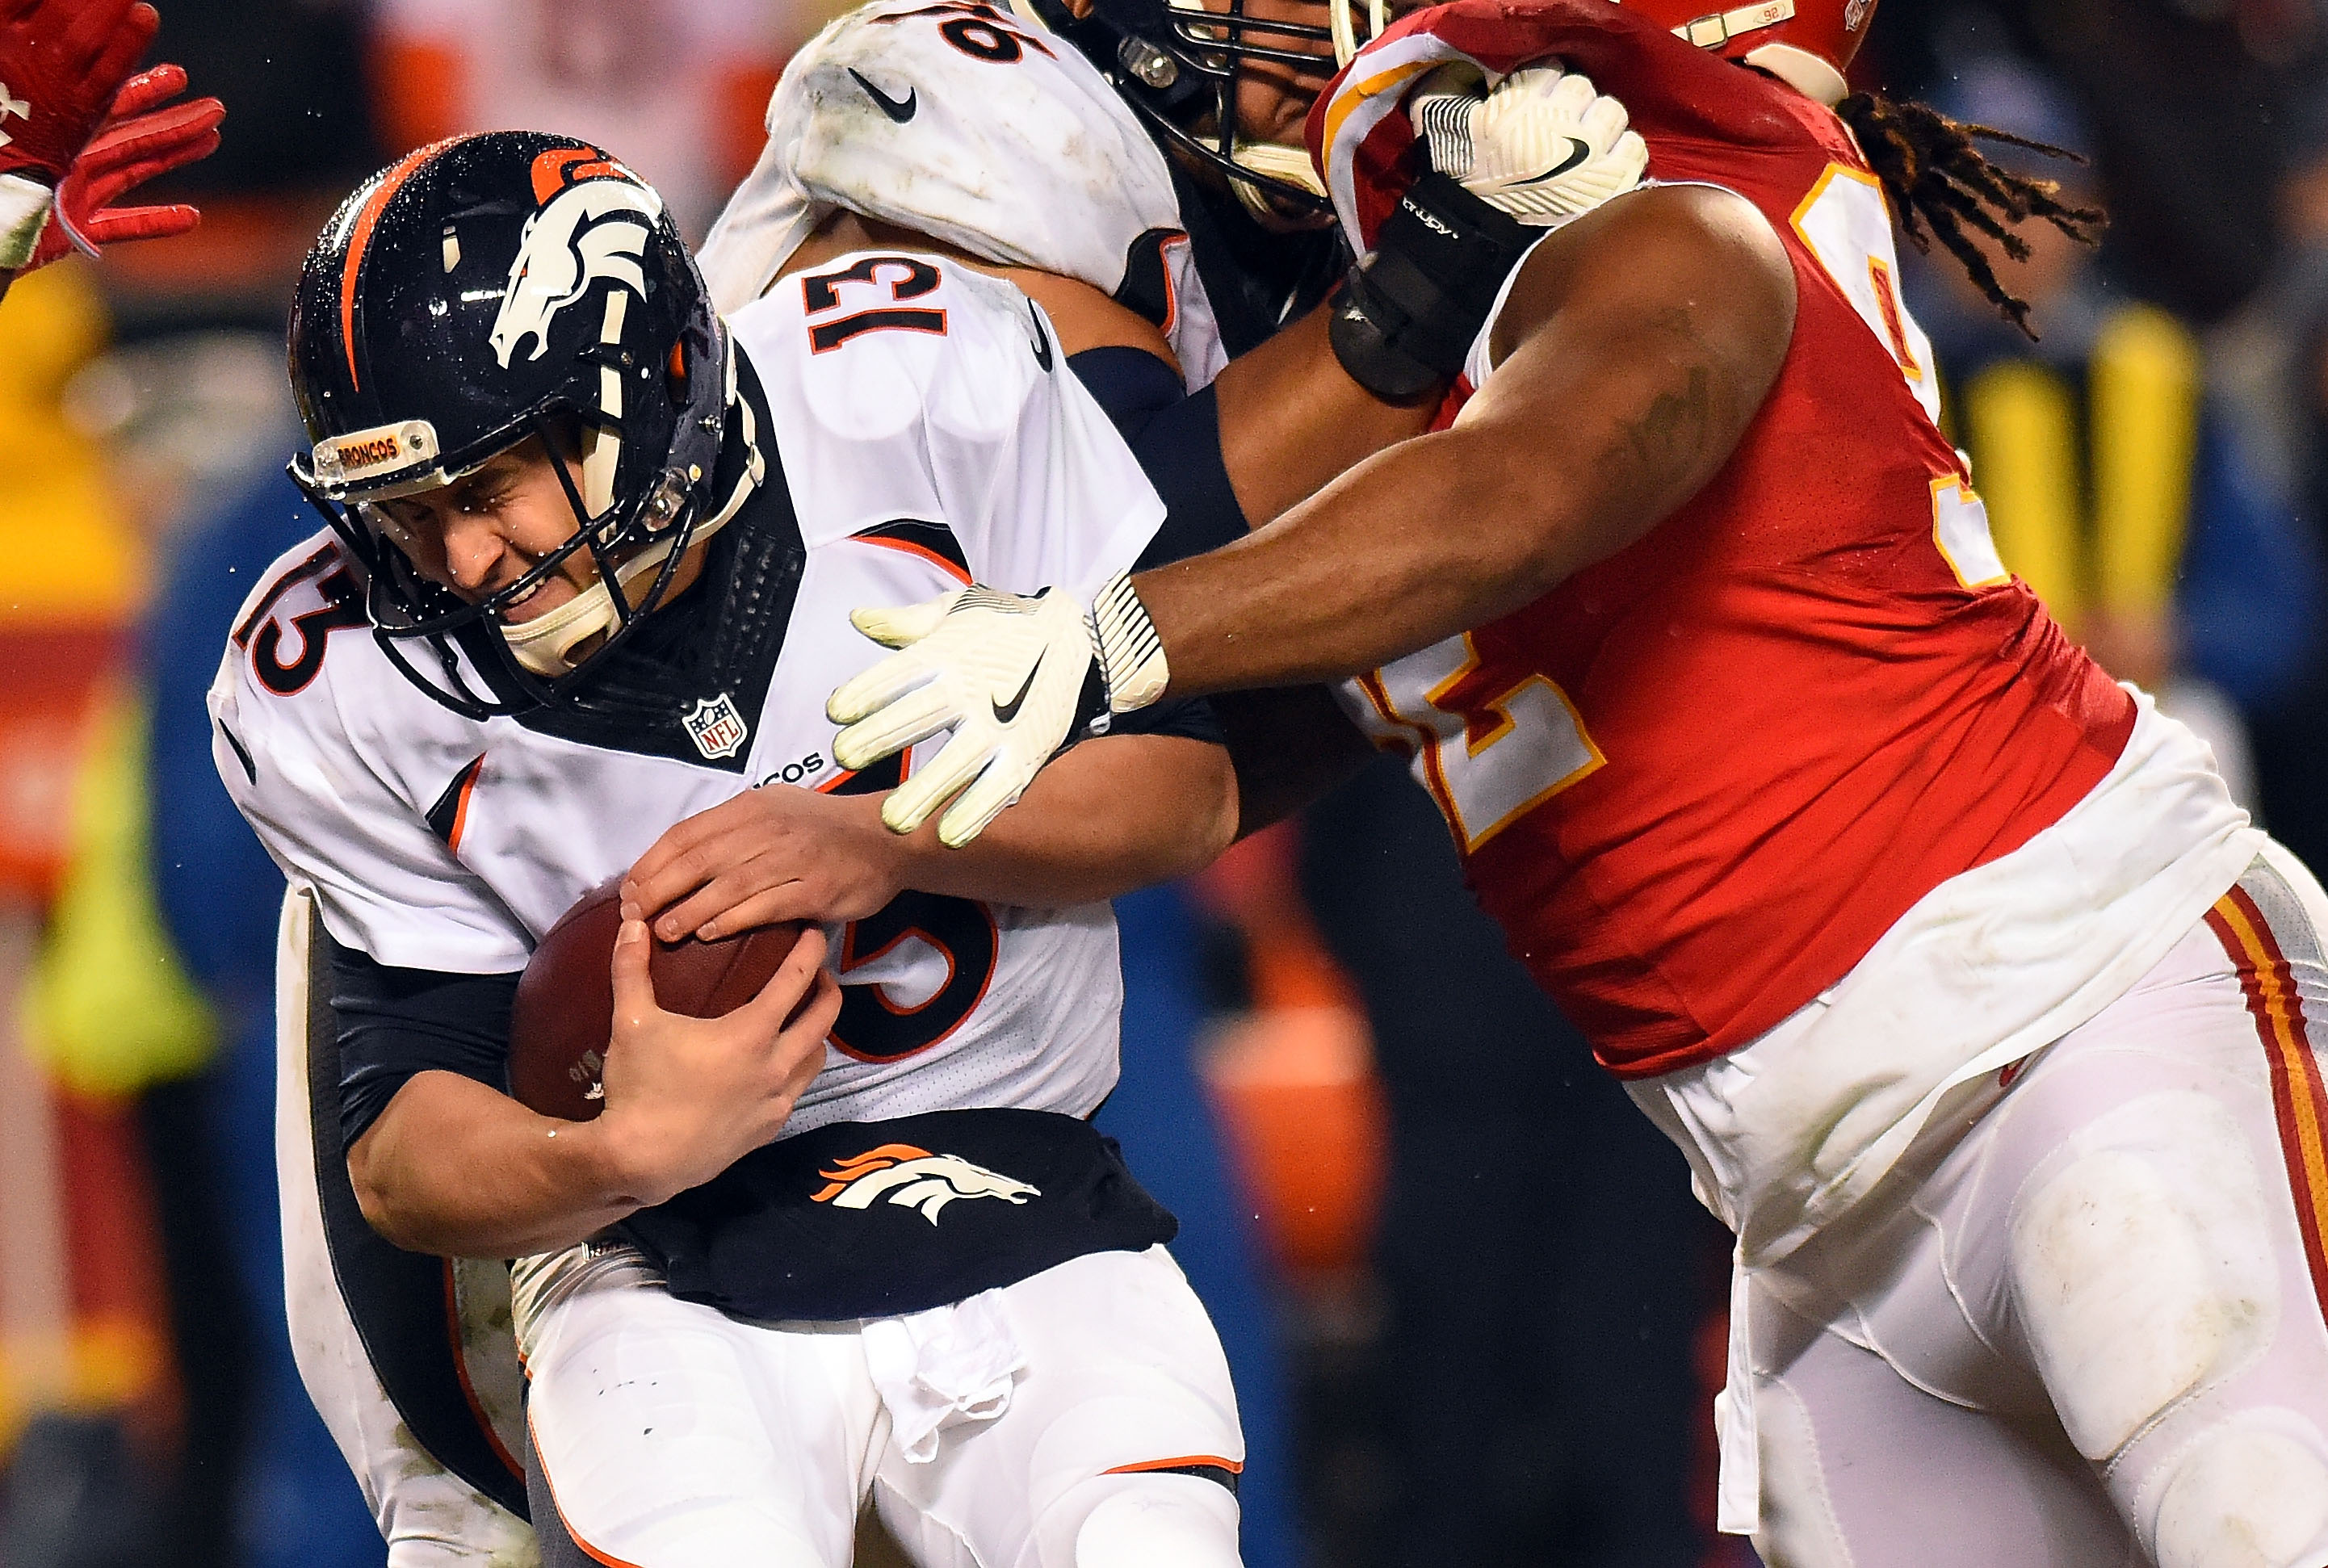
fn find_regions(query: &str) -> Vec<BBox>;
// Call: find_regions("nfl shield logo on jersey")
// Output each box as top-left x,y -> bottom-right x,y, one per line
682,693 -> 750,760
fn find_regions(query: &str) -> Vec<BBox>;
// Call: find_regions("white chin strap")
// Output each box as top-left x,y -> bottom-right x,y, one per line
501,361 -> 766,679
1739,40 -> 1848,106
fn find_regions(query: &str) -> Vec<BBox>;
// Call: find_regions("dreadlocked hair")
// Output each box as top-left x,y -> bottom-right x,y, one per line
1835,92 -> 2106,339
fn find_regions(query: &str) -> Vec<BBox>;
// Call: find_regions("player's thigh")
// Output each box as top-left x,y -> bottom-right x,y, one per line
876,1246 -> 1244,1568
1747,1283 -> 2130,1568
525,1270 -> 883,1568
1968,856 -> 2328,1568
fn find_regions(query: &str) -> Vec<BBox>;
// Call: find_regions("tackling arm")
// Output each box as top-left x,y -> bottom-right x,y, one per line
1135,184 -> 1797,691
829,184 -> 1797,844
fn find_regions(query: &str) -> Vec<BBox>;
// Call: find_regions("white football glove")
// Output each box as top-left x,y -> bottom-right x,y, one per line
1409,62 -> 1650,227
825,576 -> 1169,847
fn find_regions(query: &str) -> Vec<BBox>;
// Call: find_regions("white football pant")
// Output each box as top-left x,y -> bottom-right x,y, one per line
522,1244 -> 1245,1568
1743,851 -> 2328,1568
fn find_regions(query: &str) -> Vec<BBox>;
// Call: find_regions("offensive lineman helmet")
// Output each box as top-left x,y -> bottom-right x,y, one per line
287,132 -> 733,719
1034,0 -> 1342,221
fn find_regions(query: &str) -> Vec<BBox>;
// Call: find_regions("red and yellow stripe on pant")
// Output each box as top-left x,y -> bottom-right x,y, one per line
2206,878 -> 2328,1327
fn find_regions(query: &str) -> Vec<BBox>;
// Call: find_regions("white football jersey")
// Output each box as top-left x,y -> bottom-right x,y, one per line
697,0 -> 1228,389
212,256 -> 1166,1133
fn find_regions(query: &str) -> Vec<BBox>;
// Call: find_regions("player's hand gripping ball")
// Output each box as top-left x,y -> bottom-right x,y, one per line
507,881 -> 808,1121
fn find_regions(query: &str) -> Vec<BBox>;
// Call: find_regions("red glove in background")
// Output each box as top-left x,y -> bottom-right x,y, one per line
27,61 -> 220,267
0,0 -> 158,186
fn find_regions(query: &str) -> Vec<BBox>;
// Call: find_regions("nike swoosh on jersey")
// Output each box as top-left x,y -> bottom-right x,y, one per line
849,68 -> 917,124
993,656 -> 1042,723
1026,299 -> 1052,372
1513,138 -> 1594,186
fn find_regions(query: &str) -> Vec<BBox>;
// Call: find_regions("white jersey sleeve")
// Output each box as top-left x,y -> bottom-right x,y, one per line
734,250 -> 1166,600
208,543 -> 532,975
698,0 -> 1226,388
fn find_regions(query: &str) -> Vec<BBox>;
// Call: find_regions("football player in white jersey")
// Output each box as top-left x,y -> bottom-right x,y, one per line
696,0 -> 1650,551
218,133 -> 1269,1568
258,7 -> 1657,1560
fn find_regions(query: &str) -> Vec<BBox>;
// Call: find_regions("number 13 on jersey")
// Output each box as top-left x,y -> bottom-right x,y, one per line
1343,635 -> 1604,853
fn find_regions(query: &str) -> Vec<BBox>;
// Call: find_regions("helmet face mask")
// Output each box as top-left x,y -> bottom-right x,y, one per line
1054,0 -> 1344,221
321,415 -> 698,717
287,132 -> 735,720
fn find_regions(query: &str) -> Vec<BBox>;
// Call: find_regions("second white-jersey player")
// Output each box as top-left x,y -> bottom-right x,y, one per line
218,133 -> 1248,1568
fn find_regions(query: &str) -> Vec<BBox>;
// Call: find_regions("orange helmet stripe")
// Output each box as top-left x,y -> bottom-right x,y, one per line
340,139 -> 463,390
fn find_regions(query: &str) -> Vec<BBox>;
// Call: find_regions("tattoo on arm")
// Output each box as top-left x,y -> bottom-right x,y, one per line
1602,309 -> 1720,488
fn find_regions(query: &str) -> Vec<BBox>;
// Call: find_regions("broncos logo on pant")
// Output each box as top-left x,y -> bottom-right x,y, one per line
812,1142 -> 1042,1223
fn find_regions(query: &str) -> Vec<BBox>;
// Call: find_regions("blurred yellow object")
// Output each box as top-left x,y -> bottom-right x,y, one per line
1964,359 -> 2084,627
0,1314 -> 169,1442
0,259 -> 144,626
20,690 -> 217,1096
1956,303 -> 2200,660
2091,304 -> 2202,617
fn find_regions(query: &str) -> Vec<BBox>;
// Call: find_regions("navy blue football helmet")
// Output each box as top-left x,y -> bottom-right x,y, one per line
287,132 -> 732,717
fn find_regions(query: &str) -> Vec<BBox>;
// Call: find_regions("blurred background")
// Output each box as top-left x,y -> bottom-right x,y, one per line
0,0 -> 2321,1563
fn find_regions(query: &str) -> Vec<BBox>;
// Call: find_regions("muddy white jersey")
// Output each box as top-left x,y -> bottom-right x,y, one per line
212,257 -> 1167,1133
698,0 -> 1227,389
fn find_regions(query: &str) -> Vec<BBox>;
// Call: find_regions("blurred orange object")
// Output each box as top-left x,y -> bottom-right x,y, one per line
1192,824 -> 1387,1274
1202,1003 -> 1386,1275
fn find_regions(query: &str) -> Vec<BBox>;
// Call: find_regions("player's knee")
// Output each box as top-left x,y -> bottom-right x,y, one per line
1047,1474 -> 1241,1568
2148,1416 -> 2328,1568
2007,1091 -> 2279,1463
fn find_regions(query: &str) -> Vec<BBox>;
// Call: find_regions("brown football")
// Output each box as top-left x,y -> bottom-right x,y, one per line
506,880 -> 807,1121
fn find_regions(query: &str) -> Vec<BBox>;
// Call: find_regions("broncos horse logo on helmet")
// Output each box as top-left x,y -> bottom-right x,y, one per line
287,131 -> 750,719
490,149 -> 665,369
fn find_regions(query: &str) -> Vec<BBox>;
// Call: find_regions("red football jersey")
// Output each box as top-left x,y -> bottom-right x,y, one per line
1311,0 -> 2136,1077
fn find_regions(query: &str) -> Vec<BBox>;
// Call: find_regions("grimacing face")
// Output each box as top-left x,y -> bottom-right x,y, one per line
370,438 -> 603,626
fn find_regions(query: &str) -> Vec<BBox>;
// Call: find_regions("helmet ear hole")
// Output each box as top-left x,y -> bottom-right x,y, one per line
666,340 -> 688,402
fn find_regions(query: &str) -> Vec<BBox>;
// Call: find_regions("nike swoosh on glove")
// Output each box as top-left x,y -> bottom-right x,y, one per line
0,0 -> 159,267
1408,61 -> 1650,227
28,65 -> 221,270
825,576 -> 1168,847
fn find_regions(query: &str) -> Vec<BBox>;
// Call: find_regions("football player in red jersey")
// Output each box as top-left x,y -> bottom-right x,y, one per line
0,0 -> 221,303
817,2 -> 2328,1562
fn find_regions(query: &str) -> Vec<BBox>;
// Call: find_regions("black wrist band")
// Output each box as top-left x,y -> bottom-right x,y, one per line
1328,170 -> 1536,400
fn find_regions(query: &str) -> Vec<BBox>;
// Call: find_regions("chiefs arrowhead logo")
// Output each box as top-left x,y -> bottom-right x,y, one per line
489,146 -> 664,370
810,1142 -> 1041,1225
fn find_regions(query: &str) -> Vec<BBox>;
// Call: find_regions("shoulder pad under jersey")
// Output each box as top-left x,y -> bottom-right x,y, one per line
700,0 -> 1223,384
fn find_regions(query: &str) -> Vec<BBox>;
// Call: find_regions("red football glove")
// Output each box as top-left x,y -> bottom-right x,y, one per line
0,0 -> 158,184
27,61 -> 220,267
